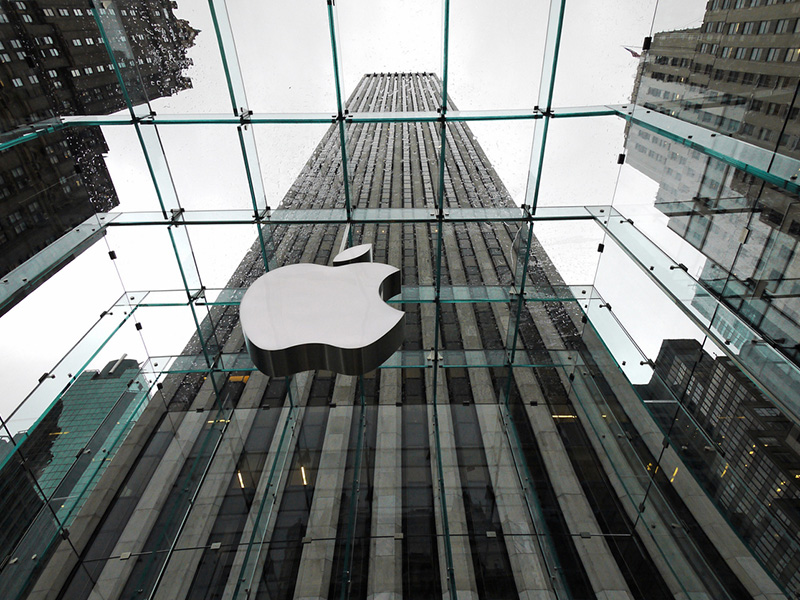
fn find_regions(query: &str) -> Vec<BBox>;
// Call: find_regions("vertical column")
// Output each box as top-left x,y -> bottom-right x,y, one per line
366,370 -> 403,599
226,373 -> 312,600
292,376 -> 358,600
426,375 -> 478,600
151,374 -> 270,600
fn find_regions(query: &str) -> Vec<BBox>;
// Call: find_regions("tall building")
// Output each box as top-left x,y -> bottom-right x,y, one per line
626,0 -> 800,366
4,72 -> 788,600
0,0 -> 197,280
0,357 -> 149,599
632,1 -> 800,158
639,338 -> 800,592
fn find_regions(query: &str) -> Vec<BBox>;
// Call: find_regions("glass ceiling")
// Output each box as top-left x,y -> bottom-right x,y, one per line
2,0 -> 797,424
2,0 -> 800,595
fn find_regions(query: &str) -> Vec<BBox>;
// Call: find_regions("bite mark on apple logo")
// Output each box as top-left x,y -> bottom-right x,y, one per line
240,244 -> 404,376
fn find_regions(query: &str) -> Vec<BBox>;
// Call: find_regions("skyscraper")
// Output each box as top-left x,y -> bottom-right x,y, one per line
626,0 -> 800,366
0,357 -> 148,600
0,0 -> 197,280
9,72 -> 787,600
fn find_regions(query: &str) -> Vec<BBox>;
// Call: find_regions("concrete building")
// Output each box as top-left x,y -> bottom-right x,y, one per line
626,0 -> 800,366
639,338 -> 800,593
0,0 -> 197,278
0,357 -> 148,599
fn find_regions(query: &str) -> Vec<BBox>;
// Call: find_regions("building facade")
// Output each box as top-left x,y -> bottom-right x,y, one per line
0,357 -> 148,599
0,0 -> 196,278
9,73 -> 790,600
640,338 -> 800,592
627,0 -> 800,367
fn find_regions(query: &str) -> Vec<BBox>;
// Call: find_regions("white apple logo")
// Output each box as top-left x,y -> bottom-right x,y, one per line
240,244 -> 404,376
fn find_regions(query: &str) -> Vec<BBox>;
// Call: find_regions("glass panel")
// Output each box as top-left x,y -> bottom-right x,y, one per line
553,0 -> 662,106
0,128 -> 117,282
336,2 -> 441,103
536,116 -> 630,208
1,301 -> 153,449
448,3 -> 544,110
157,125 -> 251,211
227,3 -> 336,113
529,219 -> 605,285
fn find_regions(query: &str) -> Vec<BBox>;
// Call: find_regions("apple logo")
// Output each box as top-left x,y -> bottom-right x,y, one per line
240,244 -> 404,376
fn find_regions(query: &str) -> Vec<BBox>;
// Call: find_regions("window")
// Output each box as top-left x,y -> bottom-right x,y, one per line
743,21 -> 756,34
751,47 -> 763,60
722,47 -> 734,58
72,39 -> 82,46
11,168 -> 24,178
47,70 -> 57,78
776,19 -> 792,33
11,78 -> 23,87
42,8 -> 54,16
84,67 -> 93,74
85,38 -> 94,45
42,36 -> 53,45
735,0 -> 746,6
786,48 -> 800,62
58,8 -> 68,16
735,47 -> 748,59
0,54 -> 10,63
16,51 -> 25,60
9,212 -> 26,234
21,14 -> 32,23
728,22 -> 740,34
96,65 -> 105,72
10,40 -> 21,49
758,21 -> 770,34
49,48 -> 59,56
27,75 -> 38,84
70,68 -> 80,77
767,48 -> 782,61
73,8 -> 83,16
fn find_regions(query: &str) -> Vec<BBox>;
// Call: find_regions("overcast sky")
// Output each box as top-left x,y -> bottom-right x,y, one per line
0,0 -> 711,430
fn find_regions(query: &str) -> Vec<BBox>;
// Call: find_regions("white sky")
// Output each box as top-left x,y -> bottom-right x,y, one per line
0,0 -> 711,430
